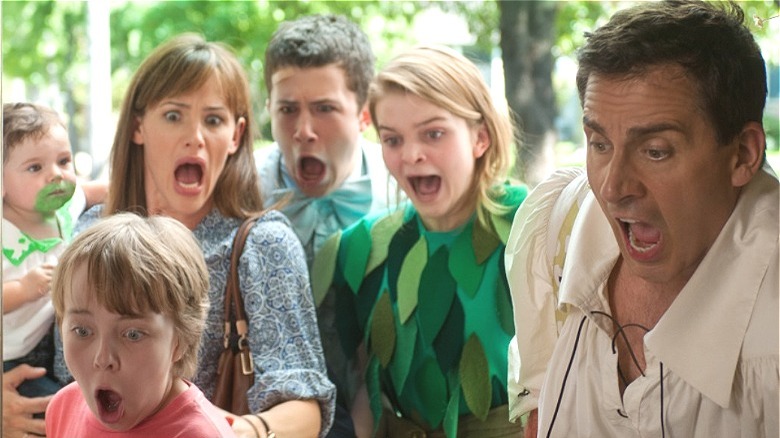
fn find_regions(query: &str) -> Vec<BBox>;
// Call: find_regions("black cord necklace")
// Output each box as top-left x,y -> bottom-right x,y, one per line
545,311 -> 667,438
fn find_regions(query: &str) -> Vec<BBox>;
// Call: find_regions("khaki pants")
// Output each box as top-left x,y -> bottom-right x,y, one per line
376,405 -> 521,438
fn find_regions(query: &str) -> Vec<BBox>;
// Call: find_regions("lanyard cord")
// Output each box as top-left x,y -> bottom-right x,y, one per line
546,315 -> 588,438
545,312 -> 667,437
660,362 -> 666,438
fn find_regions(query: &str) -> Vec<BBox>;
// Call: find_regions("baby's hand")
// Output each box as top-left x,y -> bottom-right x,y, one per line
20,264 -> 55,301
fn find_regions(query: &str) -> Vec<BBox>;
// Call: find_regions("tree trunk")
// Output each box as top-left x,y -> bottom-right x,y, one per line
499,0 -> 559,187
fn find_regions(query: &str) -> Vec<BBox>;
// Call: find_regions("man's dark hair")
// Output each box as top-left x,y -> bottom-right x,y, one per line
576,0 -> 766,146
264,14 -> 376,109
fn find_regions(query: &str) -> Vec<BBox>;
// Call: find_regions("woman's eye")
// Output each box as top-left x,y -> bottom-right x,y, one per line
164,111 -> 181,122
427,130 -> 444,140
205,115 -> 223,126
124,329 -> 145,342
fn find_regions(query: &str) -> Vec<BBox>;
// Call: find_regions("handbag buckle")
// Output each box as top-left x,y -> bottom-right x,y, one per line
238,337 -> 254,375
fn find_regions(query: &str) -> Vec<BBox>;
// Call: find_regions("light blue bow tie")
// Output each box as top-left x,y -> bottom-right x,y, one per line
269,177 -> 373,263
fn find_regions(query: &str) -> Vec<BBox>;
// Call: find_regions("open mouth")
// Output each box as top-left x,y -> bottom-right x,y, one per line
174,163 -> 204,189
621,219 -> 661,253
96,388 -> 123,423
409,175 -> 440,197
298,157 -> 326,184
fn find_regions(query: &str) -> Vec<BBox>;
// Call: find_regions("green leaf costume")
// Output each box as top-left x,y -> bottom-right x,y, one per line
314,184 -> 527,436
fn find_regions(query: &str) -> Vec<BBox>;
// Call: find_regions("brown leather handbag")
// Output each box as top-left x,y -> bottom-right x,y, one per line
212,215 -> 261,415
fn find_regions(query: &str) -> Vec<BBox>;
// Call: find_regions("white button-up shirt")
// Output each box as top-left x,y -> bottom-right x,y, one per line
508,168 -> 778,437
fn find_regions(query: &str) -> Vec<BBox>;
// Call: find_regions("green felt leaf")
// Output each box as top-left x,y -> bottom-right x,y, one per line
366,209 -> 405,275
397,236 -> 427,323
311,230 -> 341,307
417,246 -> 456,345
443,385 -> 460,438
386,219 -> 420,300
491,213 -> 513,245
334,283 -> 361,360
449,227 -> 484,298
496,258 -> 515,336
343,222 -> 372,294
472,218 -> 501,265
460,333 -> 491,421
356,266 -> 384,336
369,291 -> 396,367
433,297 -> 464,372
414,357 -> 447,428
388,317 -> 418,397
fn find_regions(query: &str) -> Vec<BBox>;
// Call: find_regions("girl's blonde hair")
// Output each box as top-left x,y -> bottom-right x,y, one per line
368,45 -> 517,226
106,33 -> 263,219
52,213 -> 209,378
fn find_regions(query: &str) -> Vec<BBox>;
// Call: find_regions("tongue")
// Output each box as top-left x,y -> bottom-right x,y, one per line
415,176 -> 440,195
300,157 -> 325,181
175,164 -> 202,185
629,222 -> 661,246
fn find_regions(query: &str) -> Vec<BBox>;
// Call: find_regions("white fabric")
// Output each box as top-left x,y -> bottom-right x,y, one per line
509,169 -> 778,437
506,167 -> 590,421
3,186 -> 87,360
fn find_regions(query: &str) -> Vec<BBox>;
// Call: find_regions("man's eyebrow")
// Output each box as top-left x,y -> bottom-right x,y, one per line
583,116 -> 681,137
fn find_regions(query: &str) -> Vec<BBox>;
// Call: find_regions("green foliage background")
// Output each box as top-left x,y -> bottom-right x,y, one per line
3,0 -> 778,167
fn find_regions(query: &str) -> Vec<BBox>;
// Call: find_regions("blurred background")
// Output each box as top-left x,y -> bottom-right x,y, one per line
2,0 -> 778,186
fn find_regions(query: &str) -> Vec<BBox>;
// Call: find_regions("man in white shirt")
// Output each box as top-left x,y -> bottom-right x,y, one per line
506,1 -> 778,437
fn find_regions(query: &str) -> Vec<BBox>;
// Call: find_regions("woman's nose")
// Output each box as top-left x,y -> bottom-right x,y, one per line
185,122 -> 206,148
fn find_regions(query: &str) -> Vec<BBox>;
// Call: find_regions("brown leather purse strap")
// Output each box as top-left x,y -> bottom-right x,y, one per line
224,213 -> 265,335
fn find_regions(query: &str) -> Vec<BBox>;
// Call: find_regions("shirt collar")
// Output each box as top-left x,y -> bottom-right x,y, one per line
2,219 -> 62,265
558,171 -> 778,408
647,170 -> 778,407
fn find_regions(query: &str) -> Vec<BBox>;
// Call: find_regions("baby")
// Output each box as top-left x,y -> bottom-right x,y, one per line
3,102 -> 105,398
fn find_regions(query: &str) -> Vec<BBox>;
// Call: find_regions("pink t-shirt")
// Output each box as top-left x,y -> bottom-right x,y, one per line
46,380 -> 236,437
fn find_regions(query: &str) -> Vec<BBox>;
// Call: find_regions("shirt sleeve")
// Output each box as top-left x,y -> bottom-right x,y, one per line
240,217 -> 336,437
505,167 -> 589,421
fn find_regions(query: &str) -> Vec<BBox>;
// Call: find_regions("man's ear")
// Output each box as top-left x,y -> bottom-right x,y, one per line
358,105 -> 372,133
731,121 -> 765,188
